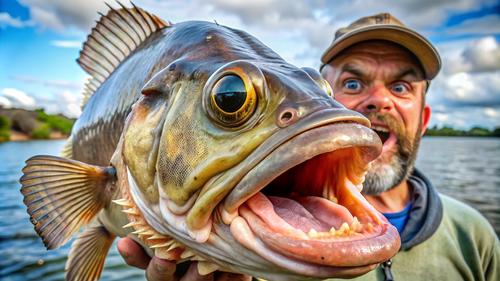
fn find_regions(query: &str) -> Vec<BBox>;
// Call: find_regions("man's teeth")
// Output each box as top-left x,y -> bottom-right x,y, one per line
371,125 -> 389,132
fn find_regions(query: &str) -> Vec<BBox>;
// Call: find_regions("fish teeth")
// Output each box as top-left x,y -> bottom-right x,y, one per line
307,229 -> 318,238
122,221 -> 141,228
122,207 -> 140,215
112,198 -> 133,207
365,222 -> 374,232
132,228 -> 148,235
147,234 -> 166,240
140,229 -> 155,236
351,217 -> 362,232
181,249 -> 195,259
197,261 -> 220,275
150,241 -> 173,249
167,242 -> 180,251
339,222 -> 350,235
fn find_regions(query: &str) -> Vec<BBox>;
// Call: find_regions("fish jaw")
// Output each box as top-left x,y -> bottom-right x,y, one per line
218,121 -> 401,276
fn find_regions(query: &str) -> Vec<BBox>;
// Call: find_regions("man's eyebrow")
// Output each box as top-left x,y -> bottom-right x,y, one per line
340,64 -> 367,79
394,68 -> 422,81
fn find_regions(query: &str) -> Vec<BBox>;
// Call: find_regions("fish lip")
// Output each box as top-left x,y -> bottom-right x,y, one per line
242,205 -> 400,267
223,109 -> 382,213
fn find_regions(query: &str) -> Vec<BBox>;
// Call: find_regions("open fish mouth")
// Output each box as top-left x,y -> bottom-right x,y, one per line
219,121 -> 400,276
125,110 -> 400,278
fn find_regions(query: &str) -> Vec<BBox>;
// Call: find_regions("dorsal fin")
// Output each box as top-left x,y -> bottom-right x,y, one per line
78,2 -> 170,107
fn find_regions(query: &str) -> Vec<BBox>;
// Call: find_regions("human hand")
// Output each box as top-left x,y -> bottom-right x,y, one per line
117,237 -> 252,281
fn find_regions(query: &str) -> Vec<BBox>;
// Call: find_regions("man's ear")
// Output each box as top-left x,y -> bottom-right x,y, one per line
421,104 -> 431,136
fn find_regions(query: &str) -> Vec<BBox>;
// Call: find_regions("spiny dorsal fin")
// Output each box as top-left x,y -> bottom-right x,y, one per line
78,2 -> 170,108
20,155 -> 116,249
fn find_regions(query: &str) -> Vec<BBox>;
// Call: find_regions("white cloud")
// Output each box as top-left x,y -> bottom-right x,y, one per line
446,14 -> 500,35
19,0 -> 108,32
50,40 -> 82,48
0,12 -> 33,28
9,0 -> 499,127
1,77 -> 83,118
0,96 -> 12,108
461,37 -> 500,73
443,36 -> 500,74
433,112 -> 449,122
10,75 -> 83,90
1,88 -> 36,109
426,36 -> 500,129
484,107 -> 498,118
427,106 -> 500,129
430,71 -> 500,107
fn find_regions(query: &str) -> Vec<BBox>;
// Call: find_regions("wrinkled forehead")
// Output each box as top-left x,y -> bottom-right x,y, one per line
330,40 -> 425,78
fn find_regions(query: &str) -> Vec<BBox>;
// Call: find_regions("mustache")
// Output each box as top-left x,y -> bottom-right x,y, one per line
364,113 -> 404,137
364,112 -> 412,155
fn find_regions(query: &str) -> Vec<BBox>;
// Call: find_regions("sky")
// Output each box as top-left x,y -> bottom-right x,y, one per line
0,0 -> 499,129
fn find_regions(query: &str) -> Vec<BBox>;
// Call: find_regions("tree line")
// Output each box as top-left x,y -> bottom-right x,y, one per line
425,125 -> 500,137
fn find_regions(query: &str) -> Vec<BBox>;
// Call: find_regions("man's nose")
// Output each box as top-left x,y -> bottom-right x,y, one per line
362,84 -> 393,113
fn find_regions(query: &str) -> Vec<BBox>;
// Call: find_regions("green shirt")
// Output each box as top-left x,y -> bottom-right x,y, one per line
328,195 -> 499,281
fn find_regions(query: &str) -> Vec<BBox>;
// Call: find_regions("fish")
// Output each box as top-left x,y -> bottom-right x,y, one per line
19,3 -> 400,281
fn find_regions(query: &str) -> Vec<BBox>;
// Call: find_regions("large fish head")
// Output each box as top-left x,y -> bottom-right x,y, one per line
119,27 -> 400,281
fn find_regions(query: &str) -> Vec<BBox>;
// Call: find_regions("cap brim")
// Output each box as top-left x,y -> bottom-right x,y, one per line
321,25 -> 441,80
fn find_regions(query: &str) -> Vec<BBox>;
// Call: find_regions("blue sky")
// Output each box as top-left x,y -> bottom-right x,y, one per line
1,0 -> 499,129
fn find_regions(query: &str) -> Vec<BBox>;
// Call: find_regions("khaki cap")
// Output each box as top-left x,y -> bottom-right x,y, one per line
321,13 -> 441,80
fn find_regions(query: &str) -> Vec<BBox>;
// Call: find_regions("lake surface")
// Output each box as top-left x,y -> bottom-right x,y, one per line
0,137 -> 499,280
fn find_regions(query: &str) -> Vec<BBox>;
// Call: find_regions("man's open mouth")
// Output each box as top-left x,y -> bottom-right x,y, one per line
221,122 -> 401,277
372,125 -> 391,144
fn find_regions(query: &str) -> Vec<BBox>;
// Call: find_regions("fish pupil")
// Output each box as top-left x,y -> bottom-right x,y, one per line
213,75 -> 247,113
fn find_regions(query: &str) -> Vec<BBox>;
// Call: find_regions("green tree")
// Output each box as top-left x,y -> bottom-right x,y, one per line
31,123 -> 51,139
0,115 -> 11,142
36,109 -> 74,135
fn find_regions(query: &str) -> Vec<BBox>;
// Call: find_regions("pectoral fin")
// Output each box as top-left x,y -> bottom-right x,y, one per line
66,225 -> 115,281
20,155 -> 116,249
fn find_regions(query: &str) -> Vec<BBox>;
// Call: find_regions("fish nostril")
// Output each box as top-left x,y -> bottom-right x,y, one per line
281,111 -> 293,121
277,108 -> 299,127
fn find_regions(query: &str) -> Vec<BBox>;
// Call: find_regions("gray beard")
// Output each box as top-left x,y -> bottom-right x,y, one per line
361,153 -> 409,195
361,131 -> 422,196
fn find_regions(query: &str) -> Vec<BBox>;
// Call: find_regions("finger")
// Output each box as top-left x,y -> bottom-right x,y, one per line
179,262 -> 214,281
215,272 -> 252,281
117,237 -> 150,269
146,256 -> 178,281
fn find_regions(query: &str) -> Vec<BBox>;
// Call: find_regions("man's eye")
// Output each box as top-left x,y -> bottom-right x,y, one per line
343,79 -> 361,91
391,83 -> 409,94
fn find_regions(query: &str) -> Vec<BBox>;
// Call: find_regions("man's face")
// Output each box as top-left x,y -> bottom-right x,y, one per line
322,41 -> 431,195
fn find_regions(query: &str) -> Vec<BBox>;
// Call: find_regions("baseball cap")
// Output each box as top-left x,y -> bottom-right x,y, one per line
320,13 -> 441,80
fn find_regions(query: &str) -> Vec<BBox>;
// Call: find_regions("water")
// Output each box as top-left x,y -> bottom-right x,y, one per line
0,137 -> 499,280
0,140 -> 143,281
416,137 -> 500,234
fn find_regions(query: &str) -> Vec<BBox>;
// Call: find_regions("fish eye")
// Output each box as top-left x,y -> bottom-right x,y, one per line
210,74 -> 257,126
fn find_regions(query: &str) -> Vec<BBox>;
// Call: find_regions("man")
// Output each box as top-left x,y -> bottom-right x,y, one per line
320,13 -> 499,280
118,13 -> 499,281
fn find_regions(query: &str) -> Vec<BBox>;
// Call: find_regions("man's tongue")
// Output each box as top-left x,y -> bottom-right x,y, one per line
265,196 -> 354,233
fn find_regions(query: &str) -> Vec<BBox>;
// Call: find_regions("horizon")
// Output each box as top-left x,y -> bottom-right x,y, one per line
1,0 -> 499,129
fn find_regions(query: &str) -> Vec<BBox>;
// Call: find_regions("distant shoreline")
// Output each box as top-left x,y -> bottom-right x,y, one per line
0,108 -> 74,143
424,126 -> 500,138
6,129 -> 68,142
423,135 -> 499,138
